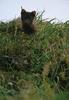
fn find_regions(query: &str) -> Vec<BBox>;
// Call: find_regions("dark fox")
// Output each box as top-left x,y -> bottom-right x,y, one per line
21,7 -> 36,34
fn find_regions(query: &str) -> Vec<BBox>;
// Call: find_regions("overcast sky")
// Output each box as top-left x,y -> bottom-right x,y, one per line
0,0 -> 69,22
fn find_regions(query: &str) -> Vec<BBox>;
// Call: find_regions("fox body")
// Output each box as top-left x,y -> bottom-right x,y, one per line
21,8 -> 36,34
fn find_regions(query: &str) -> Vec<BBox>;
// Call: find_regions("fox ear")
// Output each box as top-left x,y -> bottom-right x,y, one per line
22,9 -> 26,12
21,8 -> 26,13
21,7 -> 26,13
31,11 -> 36,17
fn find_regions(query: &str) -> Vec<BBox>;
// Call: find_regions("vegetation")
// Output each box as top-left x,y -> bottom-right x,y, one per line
0,14 -> 69,100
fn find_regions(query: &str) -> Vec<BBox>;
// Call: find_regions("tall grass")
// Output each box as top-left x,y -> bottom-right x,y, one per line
0,14 -> 69,100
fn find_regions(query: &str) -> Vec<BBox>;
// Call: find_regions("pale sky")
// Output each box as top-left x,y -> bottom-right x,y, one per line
0,0 -> 69,22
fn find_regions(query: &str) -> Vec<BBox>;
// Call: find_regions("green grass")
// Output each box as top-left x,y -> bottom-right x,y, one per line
0,16 -> 69,100
55,92 -> 69,100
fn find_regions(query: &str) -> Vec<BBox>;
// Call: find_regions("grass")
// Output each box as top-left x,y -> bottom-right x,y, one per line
55,92 -> 69,100
0,15 -> 69,100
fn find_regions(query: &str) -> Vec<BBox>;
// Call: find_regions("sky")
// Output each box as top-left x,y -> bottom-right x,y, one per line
0,0 -> 69,22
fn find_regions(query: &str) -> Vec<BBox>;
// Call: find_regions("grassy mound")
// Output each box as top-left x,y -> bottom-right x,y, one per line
0,16 -> 69,100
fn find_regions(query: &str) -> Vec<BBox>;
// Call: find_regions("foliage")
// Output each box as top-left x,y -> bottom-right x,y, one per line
0,14 -> 69,100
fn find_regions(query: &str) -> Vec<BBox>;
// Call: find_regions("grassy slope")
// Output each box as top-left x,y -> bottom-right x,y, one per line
0,18 -> 69,100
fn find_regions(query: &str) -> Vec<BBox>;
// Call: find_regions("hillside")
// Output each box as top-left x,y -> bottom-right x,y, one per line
0,16 -> 69,100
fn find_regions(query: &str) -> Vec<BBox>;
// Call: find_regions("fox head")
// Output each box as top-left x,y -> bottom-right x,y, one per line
21,7 -> 36,25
